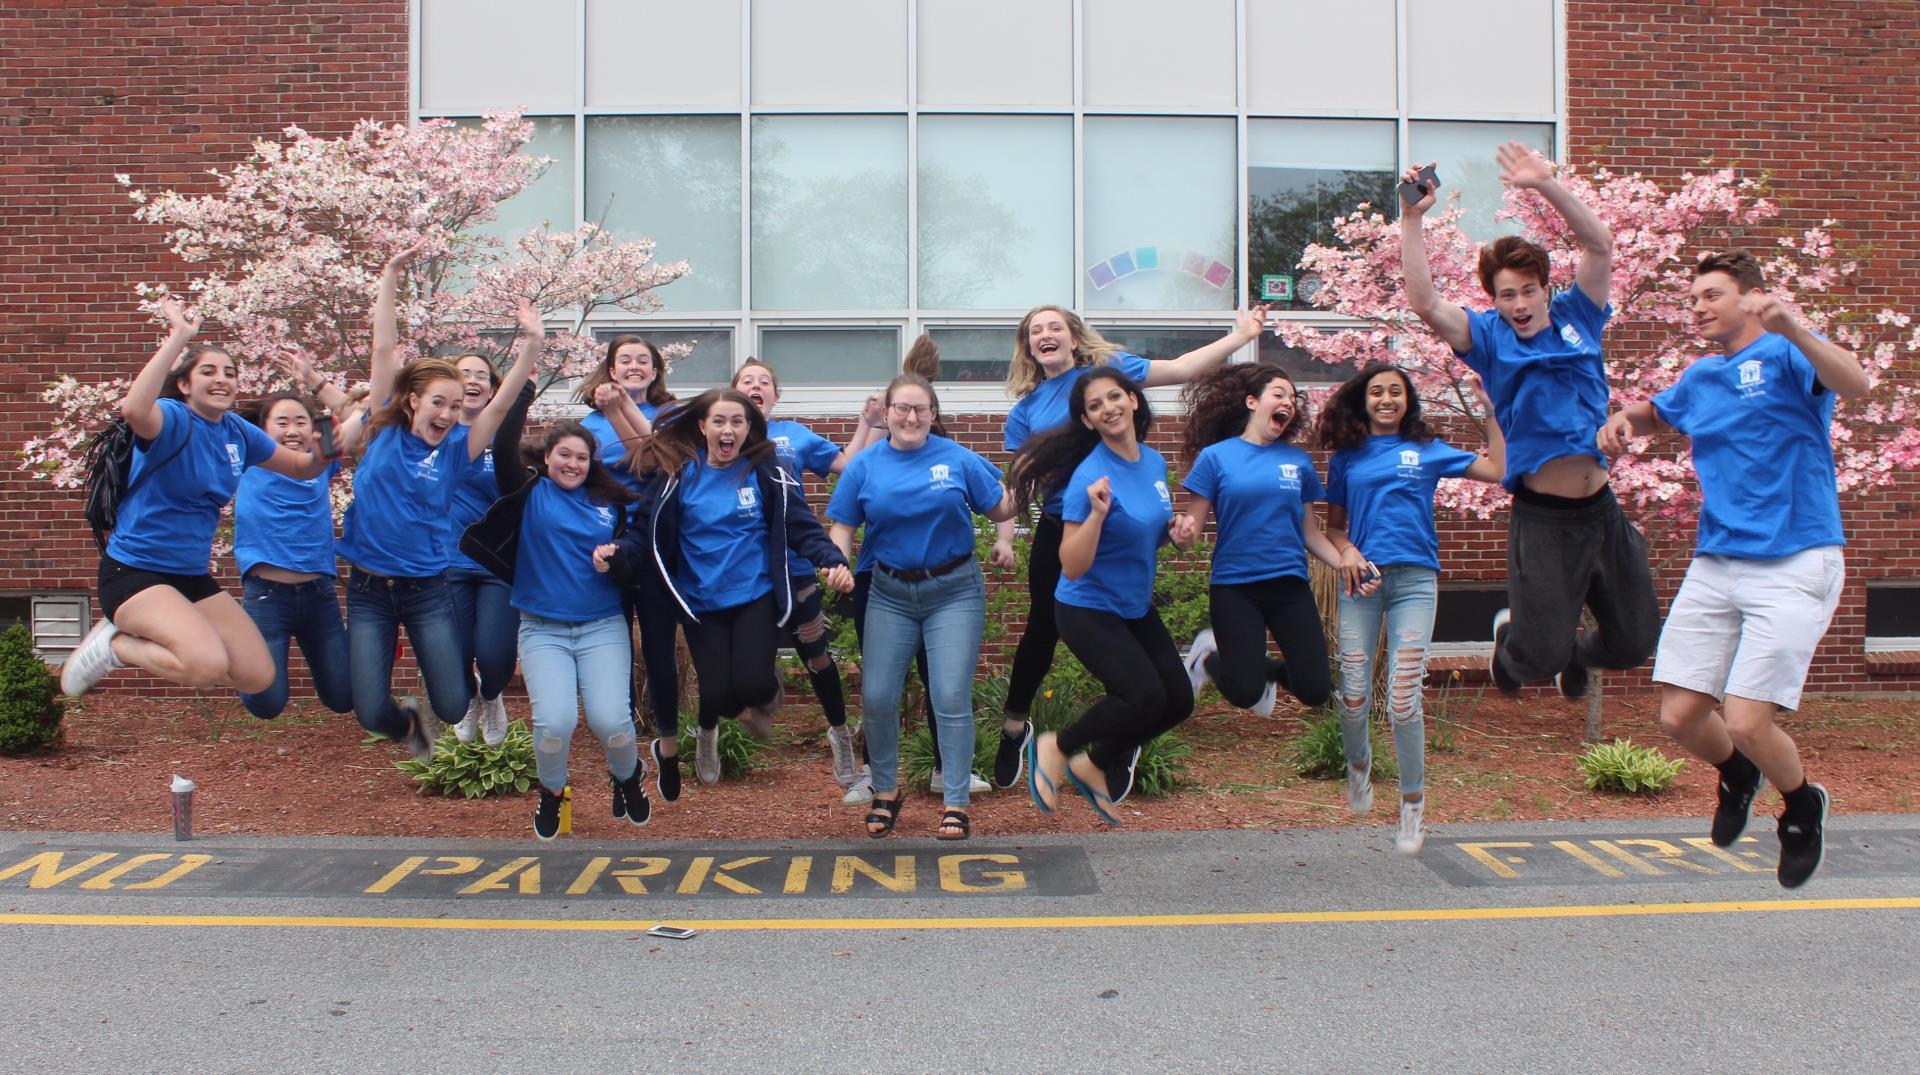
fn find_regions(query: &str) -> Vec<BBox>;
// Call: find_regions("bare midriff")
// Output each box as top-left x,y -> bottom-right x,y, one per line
249,565 -> 327,584
1521,454 -> 1610,499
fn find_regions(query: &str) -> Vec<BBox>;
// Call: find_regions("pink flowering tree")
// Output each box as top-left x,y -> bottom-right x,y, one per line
23,112 -> 690,488
1277,166 -> 1920,529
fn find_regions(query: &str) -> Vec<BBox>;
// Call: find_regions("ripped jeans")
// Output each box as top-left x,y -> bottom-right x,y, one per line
1336,566 -> 1438,798
519,612 -> 638,794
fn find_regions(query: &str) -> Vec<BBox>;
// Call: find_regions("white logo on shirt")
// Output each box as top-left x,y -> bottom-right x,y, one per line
1560,323 -> 1585,348
415,448 -> 441,481
480,448 -> 493,473
1153,480 -> 1172,503
1279,463 -> 1299,481
595,505 -> 614,526
1399,449 -> 1422,467
928,463 -> 953,490
736,486 -> 759,512
225,442 -> 243,475
1738,359 -> 1766,390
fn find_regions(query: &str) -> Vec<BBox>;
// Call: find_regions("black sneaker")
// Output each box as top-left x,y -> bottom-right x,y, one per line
1555,636 -> 1590,700
1710,760 -> 1765,847
1776,782 -> 1829,889
612,767 -> 650,827
652,738 -> 682,803
1102,745 -> 1143,805
992,720 -> 1033,790
533,786 -> 564,841
1489,609 -> 1522,696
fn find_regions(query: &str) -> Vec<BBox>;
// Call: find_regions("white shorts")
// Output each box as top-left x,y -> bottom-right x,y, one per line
1652,545 -> 1844,711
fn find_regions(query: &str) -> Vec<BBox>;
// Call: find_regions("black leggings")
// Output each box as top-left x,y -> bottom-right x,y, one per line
853,570 -> 929,769
683,594 -> 779,731
785,576 -> 847,727
1004,513 -> 1065,714
1206,576 -> 1331,709
1055,603 -> 1194,769
623,566 -> 684,736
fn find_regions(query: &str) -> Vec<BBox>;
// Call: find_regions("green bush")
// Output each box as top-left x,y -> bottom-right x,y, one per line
900,715 -> 1000,784
0,624 -> 63,755
1291,711 -> 1397,782
395,720 -> 536,798
1579,738 -> 1684,795
677,715 -> 770,778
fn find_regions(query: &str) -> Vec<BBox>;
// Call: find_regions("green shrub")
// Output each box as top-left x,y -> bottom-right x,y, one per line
677,715 -> 770,778
1129,730 -> 1192,797
1579,738 -> 1684,795
0,624 -> 63,755
901,715 -> 1000,784
1291,711 -> 1397,782
395,720 -> 536,797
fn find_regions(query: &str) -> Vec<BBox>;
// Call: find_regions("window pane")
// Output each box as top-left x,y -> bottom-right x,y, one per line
1247,120 -> 1396,312
468,116 -> 576,242
1090,325 -> 1222,363
1084,118 -> 1237,311
587,117 -> 742,311
925,326 -> 1016,383
751,116 -> 908,310
1408,121 -> 1554,242
758,327 -> 899,385
592,327 -> 734,391
1255,329 -> 1369,384
918,116 -> 1073,310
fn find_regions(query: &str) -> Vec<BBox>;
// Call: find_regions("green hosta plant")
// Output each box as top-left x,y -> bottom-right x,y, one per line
1579,738 -> 1684,795
395,720 -> 537,798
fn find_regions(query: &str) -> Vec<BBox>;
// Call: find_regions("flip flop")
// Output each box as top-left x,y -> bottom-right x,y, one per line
1066,766 -> 1124,826
1024,735 -> 1056,816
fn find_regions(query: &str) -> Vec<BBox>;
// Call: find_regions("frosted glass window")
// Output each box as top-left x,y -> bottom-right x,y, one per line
592,327 -> 733,389
1247,120 -> 1396,310
1083,118 -> 1237,312
1246,0 -> 1397,114
1409,121 -> 1554,241
465,117 -> 576,243
751,116 -> 908,310
1081,0 -> 1235,110
918,116 -> 1073,310
757,327 -> 900,385
587,117 -> 742,311
1408,1 -> 1554,117
916,0 -> 1072,107
1091,326 -> 1222,364
420,0 -> 576,112
751,0 -> 907,106
586,0 -> 741,109
925,326 -> 1017,383
1255,327 -> 1371,384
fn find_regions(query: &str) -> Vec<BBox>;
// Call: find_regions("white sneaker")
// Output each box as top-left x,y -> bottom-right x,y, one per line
480,691 -> 508,747
842,770 -> 875,806
60,618 -> 121,697
1396,798 -> 1426,855
1346,763 -> 1374,814
934,770 -> 991,794
453,693 -> 480,745
827,724 -> 860,787
1251,680 -> 1277,718
695,726 -> 721,785
1183,629 -> 1217,696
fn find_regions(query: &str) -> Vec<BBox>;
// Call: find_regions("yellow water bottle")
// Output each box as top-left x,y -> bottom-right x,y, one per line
558,784 -> 574,836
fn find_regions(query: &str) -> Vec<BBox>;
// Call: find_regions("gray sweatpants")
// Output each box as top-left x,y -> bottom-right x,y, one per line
1497,485 -> 1660,684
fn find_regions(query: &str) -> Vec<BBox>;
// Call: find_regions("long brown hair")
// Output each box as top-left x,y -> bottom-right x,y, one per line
1008,367 -> 1152,513
1314,362 -> 1431,454
364,357 -> 462,444
164,343 -> 234,402
1180,362 -> 1307,463
521,420 -> 636,506
573,335 -> 674,408
628,388 -> 771,478
1005,305 -> 1122,399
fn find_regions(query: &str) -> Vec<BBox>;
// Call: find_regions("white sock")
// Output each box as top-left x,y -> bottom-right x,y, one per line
101,622 -> 124,669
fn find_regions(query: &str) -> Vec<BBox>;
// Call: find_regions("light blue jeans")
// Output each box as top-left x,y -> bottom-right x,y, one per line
518,613 -> 638,794
1335,565 -> 1438,798
861,561 -> 986,807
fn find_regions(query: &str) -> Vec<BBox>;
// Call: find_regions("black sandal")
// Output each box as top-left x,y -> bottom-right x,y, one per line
865,794 -> 903,838
936,809 -> 970,841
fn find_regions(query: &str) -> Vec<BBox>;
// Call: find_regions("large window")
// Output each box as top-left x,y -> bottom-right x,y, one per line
586,117 -> 742,311
917,116 -> 1074,310
1247,120 -> 1397,312
1083,118 -> 1238,313
757,326 -> 900,385
751,116 -> 908,310
925,326 -> 1015,384
1409,121 -> 1556,241
470,116 -> 575,243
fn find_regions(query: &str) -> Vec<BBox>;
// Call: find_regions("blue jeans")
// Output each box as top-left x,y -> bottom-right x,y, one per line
519,613 -> 637,793
236,575 -> 352,719
1336,566 -> 1438,798
448,569 -> 519,701
345,568 -> 470,740
861,561 -> 986,807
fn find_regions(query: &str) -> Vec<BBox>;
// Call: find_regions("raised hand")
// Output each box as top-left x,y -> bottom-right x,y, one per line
1737,291 -> 1797,336
156,295 -> 201,340
1235,303 -> 1273,340
861,391 -> 887,429
384,238 -> 429,273
515,296 -> 546,340
1496,141 -> 1553,190
1399,162 -> 1439,217
592,382 -> 626,412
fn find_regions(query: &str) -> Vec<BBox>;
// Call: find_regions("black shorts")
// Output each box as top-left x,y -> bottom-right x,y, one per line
98,554 -> 224,622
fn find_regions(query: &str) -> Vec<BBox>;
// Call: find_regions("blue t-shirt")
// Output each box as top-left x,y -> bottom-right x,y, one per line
766,418 -> 842,577
580,402 -> 660,496
337,424 -> 472,577
827,437 -> 1001,572
675,455 -> 771,614
1005,353 -> 1154,516
444,440 -> 501,574
1182,438 -> 1326,585
513,479 -> 624,623
107,398 -> 279,573
1652,332 -> 1845,560
233,460 -> 342,578
1455,287 -> 1612,491
1326,435 -> 1479,572
1056,442 -> 1174,619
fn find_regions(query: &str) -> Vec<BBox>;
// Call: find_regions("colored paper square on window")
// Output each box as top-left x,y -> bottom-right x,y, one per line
1087,261 -> 1117,289
1181,249 -> 1208,276
1109,250 -> 1136,277
1132,246 -> 1159,271
1203,259 -> 1232,288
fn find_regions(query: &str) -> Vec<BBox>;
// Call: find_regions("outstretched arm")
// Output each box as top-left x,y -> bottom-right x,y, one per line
1398,165 -> 1473,354
1595,401 -> 1671,456
122,296 -> 200,441
367,243 -> 424,410
1744,292 -> 1872,400
1497,141 -> 1612,309
831,392 -> 888,473
465,298 -> 543,462
1142,305 -> 1270,388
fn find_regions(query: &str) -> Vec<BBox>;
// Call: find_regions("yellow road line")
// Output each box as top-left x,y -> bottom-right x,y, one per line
2,897 -> 1918,933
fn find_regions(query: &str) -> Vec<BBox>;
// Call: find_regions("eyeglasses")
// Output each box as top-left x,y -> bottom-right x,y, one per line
888,403 -> 932,418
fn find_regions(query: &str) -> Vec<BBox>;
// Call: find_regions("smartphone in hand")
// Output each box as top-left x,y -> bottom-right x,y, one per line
1397,164 -> 1439,205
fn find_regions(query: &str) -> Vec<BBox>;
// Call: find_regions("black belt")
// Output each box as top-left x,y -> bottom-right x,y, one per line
876,552 -> 972,583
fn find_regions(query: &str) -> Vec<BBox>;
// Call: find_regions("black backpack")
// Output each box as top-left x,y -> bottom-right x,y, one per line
81,418 -> 188,551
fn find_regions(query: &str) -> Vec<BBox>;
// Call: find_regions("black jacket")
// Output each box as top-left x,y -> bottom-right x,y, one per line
606,451 -> 845,628
459,383 -> 628,585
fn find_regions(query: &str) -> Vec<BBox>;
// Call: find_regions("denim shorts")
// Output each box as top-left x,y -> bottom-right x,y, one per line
1652,545 -> 1844,711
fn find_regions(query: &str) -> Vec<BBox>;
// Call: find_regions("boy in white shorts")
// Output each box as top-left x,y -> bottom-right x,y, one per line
1598,250 -> 1869,888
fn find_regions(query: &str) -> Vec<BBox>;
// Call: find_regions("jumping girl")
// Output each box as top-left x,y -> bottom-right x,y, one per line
575,335 -> 684,800
828,373 -> 1016,840
460,381 -> 647,839
602,388 -> 853,788
1175,363 -> 1344,726
1009,368 -> 1193,824
62,297 -> 334,699
992,304 -> 1269,792
1317,363 -> 1505,854
330,248 -> 542,758
444,352 -> 515,747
